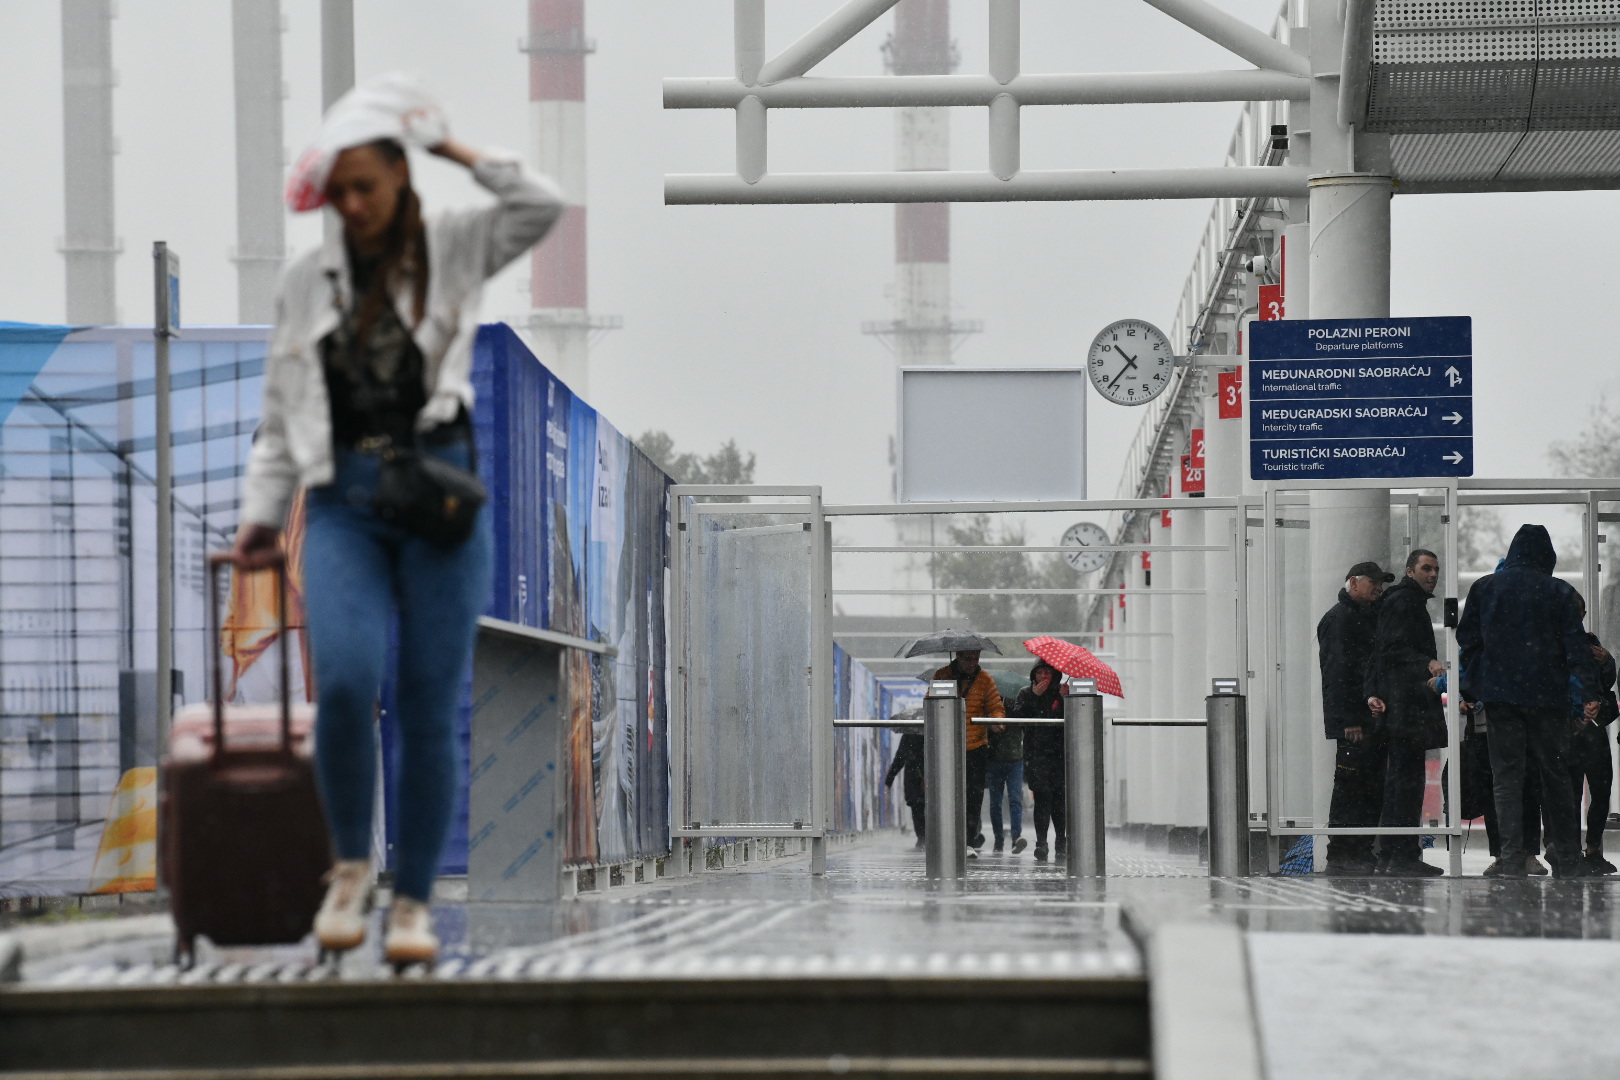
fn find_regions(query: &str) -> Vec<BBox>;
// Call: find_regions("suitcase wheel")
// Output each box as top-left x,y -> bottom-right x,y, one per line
173,936 -> 196,971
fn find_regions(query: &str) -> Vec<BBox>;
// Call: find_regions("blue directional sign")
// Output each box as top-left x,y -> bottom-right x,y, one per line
1248,316 -> 1472,481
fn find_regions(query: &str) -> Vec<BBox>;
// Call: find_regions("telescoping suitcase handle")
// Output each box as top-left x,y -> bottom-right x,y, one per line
207,551 -> 293,763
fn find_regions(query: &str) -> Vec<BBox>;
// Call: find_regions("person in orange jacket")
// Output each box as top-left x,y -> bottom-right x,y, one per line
932,650 -> 1006,850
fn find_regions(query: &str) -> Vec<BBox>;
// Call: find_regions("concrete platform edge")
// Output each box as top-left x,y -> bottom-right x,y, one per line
1148,921 -> 1265,1080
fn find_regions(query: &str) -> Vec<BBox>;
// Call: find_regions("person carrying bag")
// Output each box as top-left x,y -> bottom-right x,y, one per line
230,74 -> 564,967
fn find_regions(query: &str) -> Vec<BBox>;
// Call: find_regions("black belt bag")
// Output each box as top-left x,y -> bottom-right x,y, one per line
373,445 -> 487,547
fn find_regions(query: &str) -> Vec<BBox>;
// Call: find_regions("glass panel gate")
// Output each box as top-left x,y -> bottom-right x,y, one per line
669,487 -> 829,842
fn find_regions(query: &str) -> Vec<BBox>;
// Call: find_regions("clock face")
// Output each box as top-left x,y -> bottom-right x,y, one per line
1061,522 -> 1111,574
1087,319 -> 1175,406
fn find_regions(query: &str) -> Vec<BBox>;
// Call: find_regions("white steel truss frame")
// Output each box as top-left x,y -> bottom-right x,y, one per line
664,0 -> 1312,205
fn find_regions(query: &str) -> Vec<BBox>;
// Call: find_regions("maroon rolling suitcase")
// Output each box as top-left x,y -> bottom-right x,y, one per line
160,554 -> 330,965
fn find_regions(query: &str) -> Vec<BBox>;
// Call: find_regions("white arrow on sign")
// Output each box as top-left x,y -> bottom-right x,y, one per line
1444,451 -> 1464,465
1445,366 -> 1463,387
1443,412 -> 1464,425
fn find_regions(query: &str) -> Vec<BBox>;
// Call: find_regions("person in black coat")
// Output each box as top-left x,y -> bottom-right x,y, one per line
1013,660 -> 1066,862
884,731 -> 926,849
1364,549 -> 1446,876
1566,607 -> 1618,874
1316,560 -> 1393,874
1458,524 -> 1601,877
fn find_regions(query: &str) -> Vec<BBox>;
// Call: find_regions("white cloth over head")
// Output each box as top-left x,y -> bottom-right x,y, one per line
285,72 -> 450,212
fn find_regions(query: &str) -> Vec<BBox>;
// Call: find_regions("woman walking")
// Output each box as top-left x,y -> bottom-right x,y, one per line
1013,661 -> 1067,861
231,77 -> 562,965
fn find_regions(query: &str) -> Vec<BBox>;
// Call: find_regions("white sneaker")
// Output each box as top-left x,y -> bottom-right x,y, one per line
384,896 -> 439,967
314,859 -> 373,953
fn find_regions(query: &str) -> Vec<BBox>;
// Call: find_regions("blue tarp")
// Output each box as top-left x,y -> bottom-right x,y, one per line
0,322 -> 75,429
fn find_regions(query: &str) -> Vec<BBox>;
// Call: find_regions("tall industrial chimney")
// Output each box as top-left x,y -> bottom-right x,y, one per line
868,1 -> 980,620
231,0 -> 286,324
864,0 -> 979,363
60,0 -> 119,325
523,0 -> 616,396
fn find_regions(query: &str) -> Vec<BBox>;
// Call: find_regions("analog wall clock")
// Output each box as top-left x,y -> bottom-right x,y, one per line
1087,319 -> 1175,406
1061,521 -> 1111,574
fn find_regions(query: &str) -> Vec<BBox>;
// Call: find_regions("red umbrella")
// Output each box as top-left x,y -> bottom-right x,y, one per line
1022,636 -> 1124,698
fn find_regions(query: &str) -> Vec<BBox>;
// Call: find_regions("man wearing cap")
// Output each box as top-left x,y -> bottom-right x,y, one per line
932,650 -> 1006,851
1364,549 -> 1447,877
1316,561 -> 1394,874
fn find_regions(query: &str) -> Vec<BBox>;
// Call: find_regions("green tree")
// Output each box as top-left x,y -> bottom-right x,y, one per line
635,430 -> 757,502
929,515 -> 1082,635
1548,396 -> 1620,641
1456,506 -> 1508,571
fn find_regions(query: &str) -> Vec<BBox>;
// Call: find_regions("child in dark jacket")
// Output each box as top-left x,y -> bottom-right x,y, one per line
884,732 -> 926,848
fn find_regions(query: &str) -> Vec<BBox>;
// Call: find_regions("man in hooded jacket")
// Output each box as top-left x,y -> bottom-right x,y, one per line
1317,561 -> 1393,873
1457,524 -> 1600,877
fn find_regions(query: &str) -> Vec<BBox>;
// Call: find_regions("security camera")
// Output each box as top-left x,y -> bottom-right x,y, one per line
1243,255 -> 1269,277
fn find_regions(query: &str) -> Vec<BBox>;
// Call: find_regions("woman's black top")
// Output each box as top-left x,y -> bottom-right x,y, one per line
321,251 -> 428,450
1012,687 -> 1067,791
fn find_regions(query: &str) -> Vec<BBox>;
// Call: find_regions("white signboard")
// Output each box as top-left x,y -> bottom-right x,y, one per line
897,367 -> 1087,502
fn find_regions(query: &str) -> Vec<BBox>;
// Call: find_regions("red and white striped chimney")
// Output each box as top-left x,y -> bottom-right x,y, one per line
525,0 -> 601,395
890,0 -> 953,367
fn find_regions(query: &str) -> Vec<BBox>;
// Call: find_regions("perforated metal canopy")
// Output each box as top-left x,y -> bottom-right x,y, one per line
1367,0 -> 1620,189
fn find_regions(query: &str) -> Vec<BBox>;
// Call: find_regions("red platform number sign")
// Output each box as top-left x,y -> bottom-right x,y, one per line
1218,368 -> 1243,420
1258,283 -> 1284,322
1182,428 -> 1206,494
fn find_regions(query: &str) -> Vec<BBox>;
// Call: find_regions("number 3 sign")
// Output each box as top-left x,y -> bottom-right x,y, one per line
1258,284 -> 1284,322
1218,369 -> 1243,419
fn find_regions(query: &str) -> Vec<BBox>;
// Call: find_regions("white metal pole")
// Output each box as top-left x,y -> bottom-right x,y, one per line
231,0 -> 285,324
988,0 -> 1020,179
61,0 -> 118,325
1338,0 -> 1375,128
1149,509 -> 1175,829
319,0 -> 353,248
153,244 -> 174,772
1173,487 -> 1208,831
735,0 -> 766,183
756,0 -> 905,85
1205,377 -> 1242,690
1293,0 -> 1395,870
663,69 -> 1310,109
666,166 -> 1312,205
1136,0 -> 1312,76
1125,548 -> 1149,828
319,0 -> 353,110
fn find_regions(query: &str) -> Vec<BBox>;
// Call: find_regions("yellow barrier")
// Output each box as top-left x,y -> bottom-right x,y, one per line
88,767 -> 157,894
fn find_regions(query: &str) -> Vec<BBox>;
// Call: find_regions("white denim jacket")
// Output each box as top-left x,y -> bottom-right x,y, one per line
241,153 -> 564,529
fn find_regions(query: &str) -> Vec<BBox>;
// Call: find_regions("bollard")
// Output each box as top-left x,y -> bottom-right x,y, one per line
1206,678 -> 1249,878
923,679 -> 966,881
1065,678 -> 1106,878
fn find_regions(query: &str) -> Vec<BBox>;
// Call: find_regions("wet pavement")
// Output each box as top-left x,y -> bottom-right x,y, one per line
15,830 -> 1620,988
15,832 -> 1620,1078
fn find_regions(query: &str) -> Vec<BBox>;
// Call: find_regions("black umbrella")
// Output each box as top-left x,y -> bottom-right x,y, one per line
893,629 -> 1004,658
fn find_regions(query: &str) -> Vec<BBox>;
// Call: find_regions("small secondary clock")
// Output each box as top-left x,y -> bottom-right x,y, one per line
1061,521 -> 1111,574
1087,319 -> 1175,406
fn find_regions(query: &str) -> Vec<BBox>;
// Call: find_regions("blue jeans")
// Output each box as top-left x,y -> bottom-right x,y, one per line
303,442 -> 492,902
986,760 -> 1025,840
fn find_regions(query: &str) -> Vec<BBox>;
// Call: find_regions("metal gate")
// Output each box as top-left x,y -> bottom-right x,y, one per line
668,486 -> 831,860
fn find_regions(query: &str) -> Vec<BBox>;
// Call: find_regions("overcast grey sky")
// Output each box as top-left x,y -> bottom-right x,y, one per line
2,1 -> 1616,507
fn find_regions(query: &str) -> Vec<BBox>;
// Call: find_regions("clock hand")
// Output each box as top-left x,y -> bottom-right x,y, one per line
1114,346 -> 1139,365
